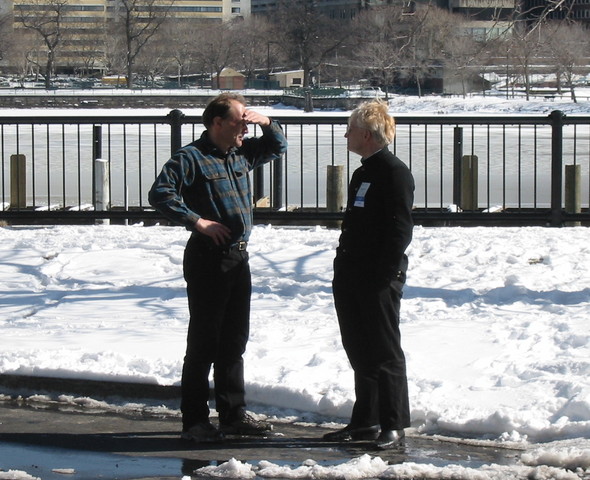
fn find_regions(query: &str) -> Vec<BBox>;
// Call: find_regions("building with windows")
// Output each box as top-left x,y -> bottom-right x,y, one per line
4,0 -> 249,73
524,0 -> 590,23
252,0 -> 590,25
250,0 -> 430,17
251,0 -> 385,18
230,0 -> 250,16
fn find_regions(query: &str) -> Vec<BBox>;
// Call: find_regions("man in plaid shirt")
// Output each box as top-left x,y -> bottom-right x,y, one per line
149,93 -> 288,443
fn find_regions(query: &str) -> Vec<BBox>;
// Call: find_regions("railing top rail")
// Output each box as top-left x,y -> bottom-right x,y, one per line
0,115 -> 178,126
0,110 -> 588,127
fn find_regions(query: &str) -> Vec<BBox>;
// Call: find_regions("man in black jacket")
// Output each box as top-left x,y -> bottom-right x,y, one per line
324,99 -> 414,449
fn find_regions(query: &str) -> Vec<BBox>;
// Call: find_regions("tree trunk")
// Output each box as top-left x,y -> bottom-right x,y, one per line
44,51 -> 53,89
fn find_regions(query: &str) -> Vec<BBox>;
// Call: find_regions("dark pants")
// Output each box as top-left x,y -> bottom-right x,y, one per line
181,236 -> 251,430
332,257 -> 411,431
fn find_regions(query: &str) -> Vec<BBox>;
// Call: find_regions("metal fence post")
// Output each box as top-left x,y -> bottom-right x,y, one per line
92,126 -> 102,207
168,109 -> 185,155
453,127 -> 463,208
253,168 -> 264,204
272,155 -> 284,210
549,110 -> 565,227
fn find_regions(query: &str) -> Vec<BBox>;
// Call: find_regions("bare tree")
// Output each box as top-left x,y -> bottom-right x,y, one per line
445,34 -> 492,97
74,40 -> 104,78
159,21 -> 197,87
231,16 -> 276,86
102,24 -> 127,81
0,13 -> 13,63
135,28 -> 173,86
507,22 -> 543,100
436,11 -> 497,97
545,21 -> 590,102
351,5 -> 408,97
68,18 -> 105,77
403,4 -> 450,96
107,0 -> 174,88
189,20 -> 240,86
15,0 -> 69,87
4,27 -> 44,81
352,3 -> 452,97
271,0 -> 351,88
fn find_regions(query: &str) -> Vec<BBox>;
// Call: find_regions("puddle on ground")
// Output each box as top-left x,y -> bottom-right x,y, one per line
1,442 -> 185,480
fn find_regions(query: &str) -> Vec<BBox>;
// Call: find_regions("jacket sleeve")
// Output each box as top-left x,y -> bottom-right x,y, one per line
148,149 -> 201,230
378,163 -> 415,282
241,119 -> 288,170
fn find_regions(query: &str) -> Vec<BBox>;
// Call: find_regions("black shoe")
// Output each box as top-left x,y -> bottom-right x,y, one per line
181,422 -> 224,443
323,425 -> 379,442
374,429 -> 405,449
220,411 -> 272,436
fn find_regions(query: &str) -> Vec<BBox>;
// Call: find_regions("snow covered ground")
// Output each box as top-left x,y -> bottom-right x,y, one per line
1,94 -> 590,479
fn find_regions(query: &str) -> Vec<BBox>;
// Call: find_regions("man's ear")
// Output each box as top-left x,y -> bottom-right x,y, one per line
212,116 -> 223,129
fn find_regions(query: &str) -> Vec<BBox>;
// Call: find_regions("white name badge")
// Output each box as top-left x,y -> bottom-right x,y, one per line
354,182 -> 371,207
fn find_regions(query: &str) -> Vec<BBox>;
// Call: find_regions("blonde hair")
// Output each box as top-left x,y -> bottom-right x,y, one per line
349,99 -> 395,146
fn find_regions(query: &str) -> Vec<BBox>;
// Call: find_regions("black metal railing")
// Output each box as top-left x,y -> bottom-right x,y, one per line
1,109 -> 589,226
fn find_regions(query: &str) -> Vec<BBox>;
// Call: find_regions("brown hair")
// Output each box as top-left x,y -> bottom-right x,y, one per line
202,92 -> 247,129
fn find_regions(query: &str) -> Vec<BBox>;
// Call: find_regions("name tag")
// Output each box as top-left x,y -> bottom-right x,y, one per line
354,182 -> 371,207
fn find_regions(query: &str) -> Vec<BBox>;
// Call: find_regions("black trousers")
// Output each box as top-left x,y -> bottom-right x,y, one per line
332,257 -> 411,431
181,236 -> 251,430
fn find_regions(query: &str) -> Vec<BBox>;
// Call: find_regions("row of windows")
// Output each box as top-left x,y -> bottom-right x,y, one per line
15,4 -> 104,11
105,5 -> 222,11
105,0 -> 222,2
169,5 -> 223,11
14,15 -> 104,22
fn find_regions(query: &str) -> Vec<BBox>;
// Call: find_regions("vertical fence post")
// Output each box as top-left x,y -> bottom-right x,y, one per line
272,156 -> 284,210
10,154 -> 26,209
460,155 -> 478,211
94,158 -> 110,225
92,126 -> 102,207
169,109 -> 184,155
253,168 -> 264,204
549,110 -> 565,227
453,127 -> 463,208
565,164 -> 581,226
327,165 -> 344,227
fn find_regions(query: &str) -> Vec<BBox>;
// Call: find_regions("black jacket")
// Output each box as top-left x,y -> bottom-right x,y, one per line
336,147 -> 414,284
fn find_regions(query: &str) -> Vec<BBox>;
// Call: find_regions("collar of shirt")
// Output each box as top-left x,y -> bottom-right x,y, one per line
360,146 -> 387,164
198,130 -> 238,158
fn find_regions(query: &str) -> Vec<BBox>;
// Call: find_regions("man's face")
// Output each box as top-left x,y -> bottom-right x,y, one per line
219,100 -> 248,150
345,120 -> 365,156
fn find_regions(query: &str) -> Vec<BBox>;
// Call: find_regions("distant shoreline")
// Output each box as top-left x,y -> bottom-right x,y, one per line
0,89 -> 282,109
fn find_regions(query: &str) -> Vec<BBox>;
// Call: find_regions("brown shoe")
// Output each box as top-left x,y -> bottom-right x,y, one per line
220,412 -> 272,436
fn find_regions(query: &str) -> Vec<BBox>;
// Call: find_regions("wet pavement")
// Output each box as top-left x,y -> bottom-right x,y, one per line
0,375 -> 524,480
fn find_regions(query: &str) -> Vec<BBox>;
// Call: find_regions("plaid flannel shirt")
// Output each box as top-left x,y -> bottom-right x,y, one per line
149,120 -> 287,245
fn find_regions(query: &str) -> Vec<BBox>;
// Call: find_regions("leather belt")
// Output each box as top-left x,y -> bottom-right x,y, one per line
231,241 -> 248,251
